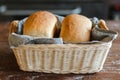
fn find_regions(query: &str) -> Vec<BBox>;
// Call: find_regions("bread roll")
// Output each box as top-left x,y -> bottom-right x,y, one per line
9,20 -> 19,34
99,19 -> 109,30
60,14 -> 92,43
23,11 -> 57,38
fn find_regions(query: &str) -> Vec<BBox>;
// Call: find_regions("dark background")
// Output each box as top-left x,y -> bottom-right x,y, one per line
0,0 -> 120,20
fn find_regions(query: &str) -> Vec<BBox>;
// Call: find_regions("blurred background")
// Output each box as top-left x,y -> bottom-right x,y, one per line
0,0 -> 120,21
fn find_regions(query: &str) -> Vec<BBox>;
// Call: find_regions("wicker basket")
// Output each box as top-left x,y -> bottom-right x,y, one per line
12,42 -> 112,74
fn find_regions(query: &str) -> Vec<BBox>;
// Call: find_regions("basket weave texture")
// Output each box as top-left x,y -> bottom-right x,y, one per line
12,43 -> 111,74
9,16 -> 117,74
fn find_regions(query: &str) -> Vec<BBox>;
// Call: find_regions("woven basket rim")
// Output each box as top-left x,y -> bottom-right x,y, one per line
12,41 -> 112,50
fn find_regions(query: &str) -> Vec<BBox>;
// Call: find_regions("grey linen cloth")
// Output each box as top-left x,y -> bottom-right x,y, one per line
91,26 -> 118,42
8,33 -> 33,48
8,33 -> 63,48
90,17 -> 118,42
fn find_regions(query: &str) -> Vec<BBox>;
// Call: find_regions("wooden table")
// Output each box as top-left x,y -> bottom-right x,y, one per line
0,21 -> 120,80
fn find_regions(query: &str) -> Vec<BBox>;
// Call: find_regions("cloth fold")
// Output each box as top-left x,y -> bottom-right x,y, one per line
8,33 -> 33,48
8,33 -> 63,48
91,26 -> 118,42
90,17 -> 118,42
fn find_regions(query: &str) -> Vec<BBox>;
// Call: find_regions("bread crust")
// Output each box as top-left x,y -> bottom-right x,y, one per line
99,19 -> 109,30
9,20 -> 19,34
23,11 -> 57,38
60,14 -> 92,43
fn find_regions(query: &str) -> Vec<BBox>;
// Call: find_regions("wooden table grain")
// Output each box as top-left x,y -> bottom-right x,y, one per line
0,21 -> 120,80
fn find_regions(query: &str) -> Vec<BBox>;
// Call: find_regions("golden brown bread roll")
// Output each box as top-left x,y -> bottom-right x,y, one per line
99,19 -> 109,30
23,11 -> 57,38
9,20 -> 19,34
60,14 -> 92,43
